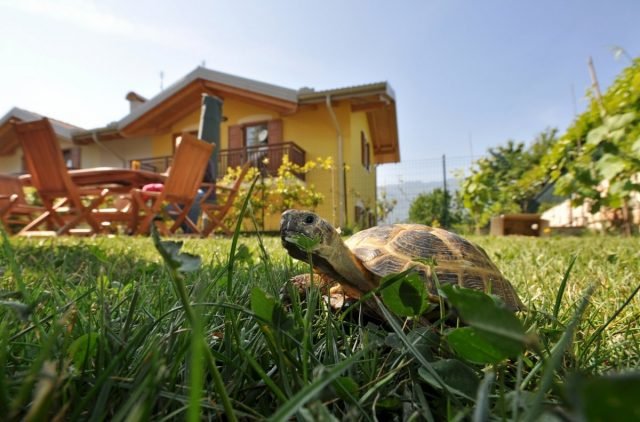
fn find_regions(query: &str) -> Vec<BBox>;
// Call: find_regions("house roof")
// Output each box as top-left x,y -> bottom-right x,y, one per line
0,107 -> 83,155
3,67 -> 400,163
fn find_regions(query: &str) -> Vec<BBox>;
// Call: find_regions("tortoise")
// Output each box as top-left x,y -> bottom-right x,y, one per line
280,210 -> 524,313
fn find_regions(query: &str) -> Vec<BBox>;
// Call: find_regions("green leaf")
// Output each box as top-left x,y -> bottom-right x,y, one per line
234,243 -> 253,265
285,233 -> 321,252
439,284 -> 527,357
151,227 -> 202,272
332,376 -> 359,400
250,287 -> 277,323
631,136 -> 640,154
68,333 -> 99,369
380,271 -> 430,317
418,359 -> 480,399
595,154 -> 627,180
250,287 -> 293,331
569,372 -> 640,421
586,125 -> 608,146
604,111 -> 636,131
447,327 -> 514,364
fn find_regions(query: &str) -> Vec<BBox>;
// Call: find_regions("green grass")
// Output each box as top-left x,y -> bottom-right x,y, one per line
0,231 -> 638,420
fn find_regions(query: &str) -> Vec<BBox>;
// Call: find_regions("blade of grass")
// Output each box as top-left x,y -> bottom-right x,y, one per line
578,281 -> 640,363
226,175 -> 259,295
373,296 -> 462,405
152,227 -> 237,422
524,284 -> 595,422
553,255 -> 576,321
472,370 -> 494,422
268,349 -> 365,422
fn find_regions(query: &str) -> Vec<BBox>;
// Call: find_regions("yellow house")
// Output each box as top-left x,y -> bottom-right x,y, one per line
0,67 -> 400,231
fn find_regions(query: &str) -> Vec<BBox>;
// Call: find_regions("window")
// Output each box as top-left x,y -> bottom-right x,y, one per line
361,131 -> 370,171
62,147 -> 81,169
244,123 -> 269,147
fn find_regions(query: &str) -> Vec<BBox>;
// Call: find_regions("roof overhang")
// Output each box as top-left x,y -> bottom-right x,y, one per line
299,82 -> 400,163
117,79 -> 298,137
4,68 -> 400,164
0,108 -> 80,156
73,125 -> 124,145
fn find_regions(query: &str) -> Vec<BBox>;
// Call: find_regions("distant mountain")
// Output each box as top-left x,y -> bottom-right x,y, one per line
377,179 -> 460,223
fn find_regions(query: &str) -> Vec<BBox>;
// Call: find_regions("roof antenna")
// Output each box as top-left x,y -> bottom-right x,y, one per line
201,60 -> 206,67
160,71 -> 164,91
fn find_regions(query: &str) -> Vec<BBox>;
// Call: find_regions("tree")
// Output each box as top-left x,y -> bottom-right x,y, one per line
530,57 -> 640,233
408,188 -> 468,229
460,129 -> 558,229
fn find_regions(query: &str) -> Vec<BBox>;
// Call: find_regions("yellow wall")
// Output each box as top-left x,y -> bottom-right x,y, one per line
0,97 -> 379,232
144,97 -> 378,231
347,111 -> 377,228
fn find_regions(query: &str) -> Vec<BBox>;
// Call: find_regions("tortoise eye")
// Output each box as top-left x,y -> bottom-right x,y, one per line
304,215 -> 315,224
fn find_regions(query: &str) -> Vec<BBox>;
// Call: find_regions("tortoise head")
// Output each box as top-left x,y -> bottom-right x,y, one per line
281,210 -> 378,295
280,210 -> 340,263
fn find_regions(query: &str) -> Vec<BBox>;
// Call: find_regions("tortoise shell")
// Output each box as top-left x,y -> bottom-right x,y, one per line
345,224 -> 524,311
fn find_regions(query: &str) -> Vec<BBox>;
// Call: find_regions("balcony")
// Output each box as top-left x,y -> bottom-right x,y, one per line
133,141 -> 306,181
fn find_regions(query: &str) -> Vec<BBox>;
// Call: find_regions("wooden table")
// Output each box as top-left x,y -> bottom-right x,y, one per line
18,168 -> 167,235
19,167 -> 166,192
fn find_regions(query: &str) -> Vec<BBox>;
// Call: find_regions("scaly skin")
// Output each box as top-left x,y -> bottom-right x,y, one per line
280,209 -> 377,298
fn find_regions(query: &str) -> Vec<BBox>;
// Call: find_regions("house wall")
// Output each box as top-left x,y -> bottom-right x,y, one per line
283,102 -> 350,228
347,111 -> 376,228
0,154 -> 21,174
79,136 -> 154,168
63,97 -> 378,232
0,136 -> 76,174
147,98 -> 364,231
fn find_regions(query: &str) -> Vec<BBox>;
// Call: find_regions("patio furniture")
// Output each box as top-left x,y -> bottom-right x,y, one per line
131,133 -> 215,235
19,167 -> 167,193
200,161 -> 251,236
13,118 -> 128,236
0,174 -> 45,234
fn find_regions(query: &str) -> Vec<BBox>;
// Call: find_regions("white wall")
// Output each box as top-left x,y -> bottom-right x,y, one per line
78,136 -> 152,168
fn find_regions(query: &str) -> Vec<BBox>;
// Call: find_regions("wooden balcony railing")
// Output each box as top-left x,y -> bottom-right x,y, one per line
218,142 -> 306,180
132,141 -> 306,181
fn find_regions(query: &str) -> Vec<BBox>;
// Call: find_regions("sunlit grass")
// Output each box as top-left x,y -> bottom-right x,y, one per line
0,232 -> 638,420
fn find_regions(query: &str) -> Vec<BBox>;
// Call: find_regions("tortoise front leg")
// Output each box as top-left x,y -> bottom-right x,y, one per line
286,273 -> 352,310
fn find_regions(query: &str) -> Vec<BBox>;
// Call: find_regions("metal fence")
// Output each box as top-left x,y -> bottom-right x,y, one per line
376,155 -> 477,224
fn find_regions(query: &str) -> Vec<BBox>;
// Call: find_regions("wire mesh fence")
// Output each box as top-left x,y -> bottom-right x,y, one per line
376,155 -> 478,224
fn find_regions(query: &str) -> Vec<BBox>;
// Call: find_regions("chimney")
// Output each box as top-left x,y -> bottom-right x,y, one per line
125,91 -> 147,113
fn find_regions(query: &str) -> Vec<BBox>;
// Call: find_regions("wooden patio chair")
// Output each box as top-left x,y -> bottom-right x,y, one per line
0,174 -> 45,234
13,118 -> 119,236
131,133 -> 215,235
200,161 -> 252,236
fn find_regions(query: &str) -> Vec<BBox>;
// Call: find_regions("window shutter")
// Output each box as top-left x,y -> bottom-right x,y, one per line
267,119 -> 283,144
228,125 -> 244,168
228,125 -> 244,149
71,147 -> 81,169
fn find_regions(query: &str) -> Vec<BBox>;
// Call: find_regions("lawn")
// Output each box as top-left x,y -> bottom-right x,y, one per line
0,231 -> 638,420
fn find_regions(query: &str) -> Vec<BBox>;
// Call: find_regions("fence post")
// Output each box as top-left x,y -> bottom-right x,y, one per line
442,154 -> 449,228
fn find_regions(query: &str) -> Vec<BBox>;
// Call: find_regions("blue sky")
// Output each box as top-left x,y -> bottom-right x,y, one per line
1,0 -> 639,163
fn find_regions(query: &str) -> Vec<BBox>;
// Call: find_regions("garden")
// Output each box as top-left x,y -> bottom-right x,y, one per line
0,225 -> 638,420
2,46 -> 640,422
